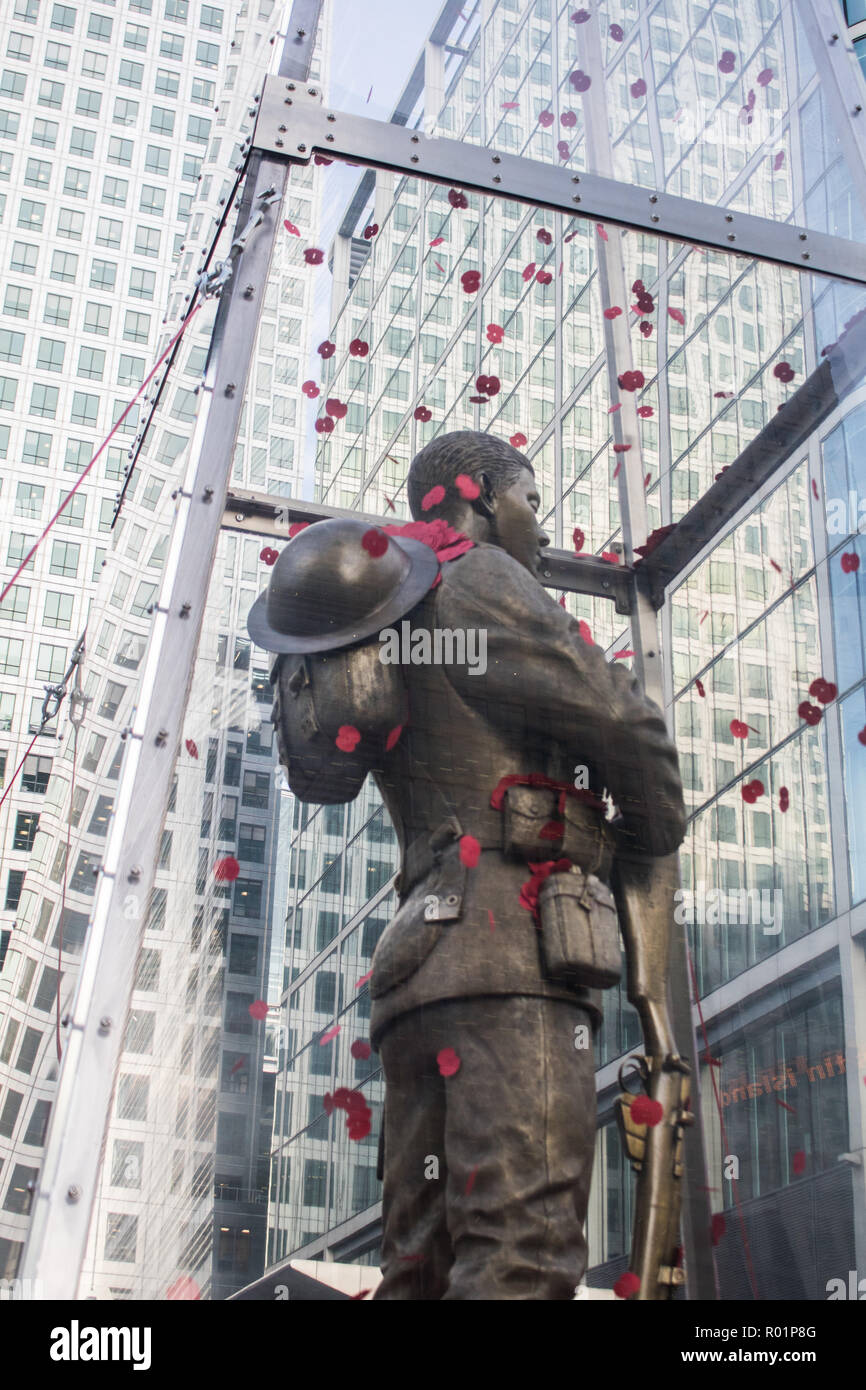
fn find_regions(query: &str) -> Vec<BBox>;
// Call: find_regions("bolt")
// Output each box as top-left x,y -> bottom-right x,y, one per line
67,1186 -> 82,1203
326,133 -> 334,141
651,214 -> 659,222
327,113 -> 336,122
128,866 -> 141,882
492,154 -> 501,163
284,97 -> 292,105
802,252 -> 810,260
179,603 -> 191,618
725,214 -> 733,222
855,105 -> 863,115
243,284 -> 254,298
493,175 -> 501,183
298,143 -> 306,152
275,138 -> 284,147
99,1016 -> 112,1032
224,383 -> 236,397
799,232 -> 807,240
278,123 -> 287,132
574,195 -> 581,203
411,134 -> 420,143
287,83 -> 295,91
296,29 -> 305,39
649,194 -> 658,203
155,729 -> 169,747
235,513 -> 245,522
308,88 -> 317,97
727,233 -> 735,241
572,175 -> 580,183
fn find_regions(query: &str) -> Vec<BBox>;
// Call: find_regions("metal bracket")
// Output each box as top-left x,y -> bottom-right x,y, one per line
252,75 -> 866,286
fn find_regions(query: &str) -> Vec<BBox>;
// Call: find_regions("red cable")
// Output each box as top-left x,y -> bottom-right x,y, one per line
686,945 -> 760,1299
1,303 -> 202,607
0,730 -> 41,813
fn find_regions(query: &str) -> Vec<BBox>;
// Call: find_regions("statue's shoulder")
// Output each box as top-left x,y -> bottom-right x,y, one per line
439,542 -> 553,610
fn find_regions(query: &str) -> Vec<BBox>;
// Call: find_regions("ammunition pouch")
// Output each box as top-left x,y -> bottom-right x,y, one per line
537,865 -> 622,990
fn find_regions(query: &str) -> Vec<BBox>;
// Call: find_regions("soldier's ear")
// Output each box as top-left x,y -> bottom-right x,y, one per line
473,471 -> 497,521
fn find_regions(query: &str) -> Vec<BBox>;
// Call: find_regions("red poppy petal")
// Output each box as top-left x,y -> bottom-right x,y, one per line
631,1094 -> 663,1126
459,835 -> 481,868
455,473 -> 480,500
283,219 -> 300,236
773,150 -> 786,171
841,552 -> 860,573
613,649 -> 635,659
792,1149 -> 806,1176
385,724 -> 403,752
362,528 -> 389,558
214,855 -> 240,882
572,527 -> 585,553
630,78 -> 647,98
711,1213 -> 727,1246
578,619 -> 593,644
421,484 -> 446,511
318,1024 -> 340,1045
335,724 -> 362,752
601,551 -> 620,564
536,270 -> 552,285
509,432 -> 528,448
596,223 -> 608,240
798,701 -> 823,726
613,443 -> 631,454
437,1047 -> 461,1077
260,547 -> 278,566
668,306 -> 685,325
695,678 -> 706,698
613,1271 -> 640,1299
301,379 -> 320,398
288,522 -> 309,539
248,999 -> 269,1021
757,67 -> 774,86
730,719 -> 748,738
538,110 -> 554,127
350,1039 -> 372,1060
185,738 -> 199,758
718,50 -> 736,74
603,306 -> 622,320
304,248 -> 324,265
570,69 -> 592,92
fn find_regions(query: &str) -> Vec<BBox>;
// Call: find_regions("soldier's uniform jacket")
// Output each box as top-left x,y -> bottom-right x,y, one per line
368,541 -> 686,1048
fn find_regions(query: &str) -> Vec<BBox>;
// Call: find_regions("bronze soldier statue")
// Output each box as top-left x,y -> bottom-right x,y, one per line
251,430 -> 686,1301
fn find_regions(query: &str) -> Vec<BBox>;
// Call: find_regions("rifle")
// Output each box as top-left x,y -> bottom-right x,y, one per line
611,850 -> 693,1300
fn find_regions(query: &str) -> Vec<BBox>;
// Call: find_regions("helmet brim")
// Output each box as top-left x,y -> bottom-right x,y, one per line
246,534 -> 441,655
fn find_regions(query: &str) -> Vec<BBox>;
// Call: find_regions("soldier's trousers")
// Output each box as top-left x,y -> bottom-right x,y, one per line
374,994 -> 597,1300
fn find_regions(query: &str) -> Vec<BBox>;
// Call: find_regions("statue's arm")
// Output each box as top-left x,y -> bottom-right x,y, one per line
440,547 -> 685,857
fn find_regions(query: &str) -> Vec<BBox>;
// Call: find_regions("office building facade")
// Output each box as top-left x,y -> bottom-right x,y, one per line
266,0 -> 866,1299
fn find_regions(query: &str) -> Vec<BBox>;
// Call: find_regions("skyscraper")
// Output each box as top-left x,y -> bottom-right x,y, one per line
0,0 -> 328,1297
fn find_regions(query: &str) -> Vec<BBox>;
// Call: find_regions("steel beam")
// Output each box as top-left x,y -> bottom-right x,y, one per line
221,487 -> 636,612
639,309 -> 866,604
255,82 -> 866,286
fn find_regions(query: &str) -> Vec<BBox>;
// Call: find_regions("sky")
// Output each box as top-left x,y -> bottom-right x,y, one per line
298,0 -> 445,491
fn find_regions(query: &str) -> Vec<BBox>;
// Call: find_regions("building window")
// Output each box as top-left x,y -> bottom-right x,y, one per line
0,329 -> 24,363
80,48 -> 106,79
102,175 -> 128,207
36,336 -> 64,372
89,259 -> 116,292
187,114 -> 210,144
160,31 -> 184,59
133,227 -> 160,260
30,383 -> 59,418
84,302 -> 111,334
139,184 -> 165,216
181,153 -> 202,182
70,390 -> 97,426
228,933 -> 258,975
116,1074 -> 148,1121
17,197 -> 44,230
38,78 -> 64,107
13,810 -> 39,851
237,823 -> 265,863
75,86 -> 100,118
150,104 -> 174,135
44,41 -> 70,69
166,0 -> 189,18
63,167 -> 90,198
0,636 -> 23,675
303,1159 -> 328,1207
50,248 -> 76,282
24,158 -> 51,190
114,96 -> 139,125
56,209 -> 83,243
0,376 -> 19,410
2,1163 -> 38,1215
154,67 -> 179,97
124,24 -> 148,51
11,240 -> 38,272
51,4 -> 76,31
195,39 -> 218,67
35,643 -> 65,682
233,878 -> 262,919
191,76 -> 213,104
4,285 -> 31,317
95,216 -> 122,249
111,1140 -> 144,1189
21,755 -> 52,794
107,136 -> 133,167
6,869 -> 26,909
118,59 -> 143,88
144,144 -> 169,175
43,590 -> 73,629
68,126 -> 95,157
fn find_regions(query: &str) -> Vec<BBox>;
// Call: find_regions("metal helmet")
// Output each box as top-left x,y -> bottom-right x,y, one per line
246,517 -> 440,654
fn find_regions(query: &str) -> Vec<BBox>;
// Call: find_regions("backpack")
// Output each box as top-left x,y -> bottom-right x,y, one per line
270,637 -> 409,803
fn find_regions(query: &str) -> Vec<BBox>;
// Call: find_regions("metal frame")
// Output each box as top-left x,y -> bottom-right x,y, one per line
255,82 -> 866,286
21,0 -> 866,1300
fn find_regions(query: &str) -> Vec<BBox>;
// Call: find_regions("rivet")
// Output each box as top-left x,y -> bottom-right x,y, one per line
298,143 -> 306,152
727,233 -> 735,241
802,252 -> 810,260
326,133 -> 334,141
725,214 -> 733,222
649,194 -> 658,203
327,113 -> 336,121
67,1186 -> 82,1203
99,1016 -> 112,1032
651,214 -> 659,222
492,154 -> 501,163
493,175 -> 501,183
799,232 -> 807,241
275,138 -> 284,147
287,83 -> 295,90
411,155 -> 419,162
308,88 -> 317,96
572,175 -> 580,183
573,195 -> 581,203
278,124 -> 287,132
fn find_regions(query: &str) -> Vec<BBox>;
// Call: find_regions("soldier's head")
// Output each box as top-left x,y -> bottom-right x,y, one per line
407,430 -> 549,578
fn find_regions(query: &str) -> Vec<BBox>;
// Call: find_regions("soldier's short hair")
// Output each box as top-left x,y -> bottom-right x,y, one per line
407,430 -> 533,521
